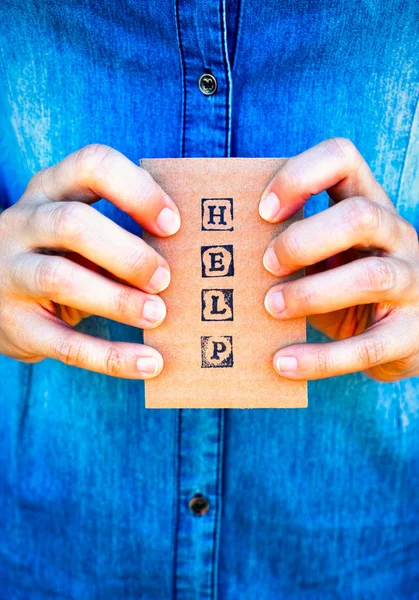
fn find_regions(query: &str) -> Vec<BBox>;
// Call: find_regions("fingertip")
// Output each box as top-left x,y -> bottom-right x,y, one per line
263,247 -> 282,275
148,265 -> 171,293
142,296 -> 167,328
273,352 -> 299,378
259,190 -> 281,222
264,289 -> 285,316
156,206 -> 181,237
137,349 -> 164,378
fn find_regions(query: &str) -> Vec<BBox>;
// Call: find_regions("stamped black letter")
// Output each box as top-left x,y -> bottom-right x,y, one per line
201,244 -> 234,278
201,335 -> 234,368
202,197 -> 234,231
201,289 -> 233,321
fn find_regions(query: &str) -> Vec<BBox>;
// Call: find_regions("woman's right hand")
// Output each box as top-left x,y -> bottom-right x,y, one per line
0,144 -> 181,379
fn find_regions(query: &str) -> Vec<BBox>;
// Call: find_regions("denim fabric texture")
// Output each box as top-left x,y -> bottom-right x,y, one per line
0,1 -> 418,598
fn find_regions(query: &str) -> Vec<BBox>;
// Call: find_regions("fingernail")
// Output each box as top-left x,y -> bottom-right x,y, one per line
156,207 -> 181,235
148,266 -> 171,292
143,298 -> 166,324
263,247 -> 281,275
275,356 -> 298,372
137,355 -> 161,376
265,291 -> 285,315
259,191 -> 281,221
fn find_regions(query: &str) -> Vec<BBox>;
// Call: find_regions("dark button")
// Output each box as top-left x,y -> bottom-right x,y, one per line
198,73 -> 218,96
189,493 -> 210,516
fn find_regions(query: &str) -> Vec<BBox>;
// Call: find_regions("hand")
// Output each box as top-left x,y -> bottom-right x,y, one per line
0,144 -> 181,379
259,137 -> 419,382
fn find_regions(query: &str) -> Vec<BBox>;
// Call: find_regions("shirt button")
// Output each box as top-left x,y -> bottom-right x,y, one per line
189,493 -> 210,516
198,73 -> 218,96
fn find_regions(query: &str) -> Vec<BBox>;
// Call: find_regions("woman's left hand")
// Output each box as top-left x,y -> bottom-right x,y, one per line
259,137 -> 419,382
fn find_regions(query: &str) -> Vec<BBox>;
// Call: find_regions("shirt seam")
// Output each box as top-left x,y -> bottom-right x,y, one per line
210,409 -> 224,600
174,0 -> 187,158
171,409 -> 182,600
230,0 -> 243,76
219,0 -> 231,158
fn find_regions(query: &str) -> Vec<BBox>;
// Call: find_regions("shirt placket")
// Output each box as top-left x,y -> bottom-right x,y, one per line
173,0 -> 232,598
175,0 -> 233,158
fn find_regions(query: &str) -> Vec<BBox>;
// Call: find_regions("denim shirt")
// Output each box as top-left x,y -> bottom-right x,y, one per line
0,1 -> 418,598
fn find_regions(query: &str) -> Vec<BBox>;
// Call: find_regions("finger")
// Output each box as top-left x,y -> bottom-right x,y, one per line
18,308 -> 164,379
259,137 -> 394,223
27,201 -> 171,293
11,252 -> 167,329
264,255 -> 417,319
271,312 -> 415,380
262,196 -> 413,276
24,144 -> 181,237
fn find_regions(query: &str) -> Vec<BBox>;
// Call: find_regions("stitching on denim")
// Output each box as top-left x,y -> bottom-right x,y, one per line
171,409 -> 182,599
231,0 -> 242,76
210,409 -> 224,600
219,0 -> 231,158
231,0 -> 244,78
174,0 -> 187,158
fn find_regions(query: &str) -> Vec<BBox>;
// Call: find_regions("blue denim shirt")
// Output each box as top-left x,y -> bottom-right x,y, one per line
0,1 -> 418,598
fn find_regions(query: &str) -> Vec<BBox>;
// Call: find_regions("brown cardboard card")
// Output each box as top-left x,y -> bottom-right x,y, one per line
140,157 -> 307,409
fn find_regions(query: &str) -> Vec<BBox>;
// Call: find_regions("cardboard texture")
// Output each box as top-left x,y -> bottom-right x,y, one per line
140,157 -> 307,409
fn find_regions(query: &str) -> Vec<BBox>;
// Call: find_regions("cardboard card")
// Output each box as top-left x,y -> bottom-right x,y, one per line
140,157 -> 307,409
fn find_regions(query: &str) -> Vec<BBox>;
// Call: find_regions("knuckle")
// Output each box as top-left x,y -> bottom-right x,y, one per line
324,137 -> 360,166
279,159 -> 304,195
55,335 -> 85,367
113,286 -> 137,316
358,337 -> 386,369
0,205 -> 27,237
344,196 -> 380,232
362,258 -> 397,294
26,168 -> 49,195
27,169 -> 43,188
34,257 -> 73,295
103,345 -> 126,376
73,144 -> 115,183
50,201 -> 87,243
399,216 -> 419,248
292,282 -> 317,309
136,168 -> 158,202
0,206 -> 15,233
125,247 -> 152,278
25,168 -> 56,204
315,348 -> 333,375
279,224 -> 305,264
